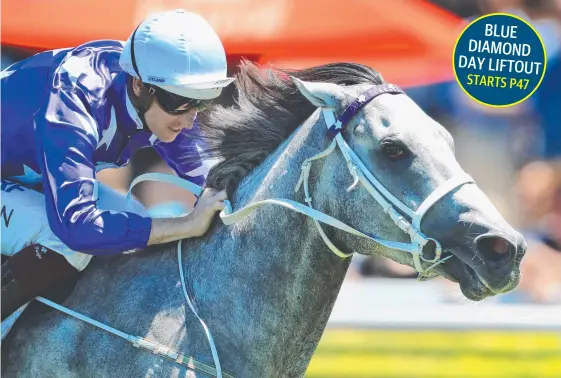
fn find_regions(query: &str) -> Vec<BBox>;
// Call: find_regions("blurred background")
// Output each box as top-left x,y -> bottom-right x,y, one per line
2,0 -> 560,376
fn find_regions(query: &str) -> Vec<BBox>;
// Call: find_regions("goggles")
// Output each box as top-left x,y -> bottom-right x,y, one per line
147,85 -> 212,115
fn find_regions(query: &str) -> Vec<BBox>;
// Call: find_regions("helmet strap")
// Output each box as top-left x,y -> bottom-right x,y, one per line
126,76 -> 153,133
127,23 -> 153,134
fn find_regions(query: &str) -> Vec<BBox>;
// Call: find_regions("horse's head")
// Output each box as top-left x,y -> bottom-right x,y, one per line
293,77 -> 526,301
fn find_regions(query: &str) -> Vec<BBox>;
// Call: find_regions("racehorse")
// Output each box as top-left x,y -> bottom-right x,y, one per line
1,61 -> 526,377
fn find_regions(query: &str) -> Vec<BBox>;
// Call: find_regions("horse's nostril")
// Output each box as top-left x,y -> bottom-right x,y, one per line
476,236 -> 515,265
422,239 -> 437,260
491,238 -> 508,255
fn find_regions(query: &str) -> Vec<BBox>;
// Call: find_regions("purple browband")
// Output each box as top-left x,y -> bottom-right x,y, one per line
327,83 -> 404,138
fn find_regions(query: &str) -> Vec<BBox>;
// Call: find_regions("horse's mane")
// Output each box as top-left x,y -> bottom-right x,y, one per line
196,60 -> 384,194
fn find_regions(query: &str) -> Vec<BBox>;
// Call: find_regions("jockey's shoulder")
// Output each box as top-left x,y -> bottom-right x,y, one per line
51,40 -> 126,95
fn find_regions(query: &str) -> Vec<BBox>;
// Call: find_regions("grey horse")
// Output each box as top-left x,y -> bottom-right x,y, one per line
2,62 -> 526,377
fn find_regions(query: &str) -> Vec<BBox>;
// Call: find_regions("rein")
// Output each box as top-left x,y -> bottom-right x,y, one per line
35,83 -> 475,377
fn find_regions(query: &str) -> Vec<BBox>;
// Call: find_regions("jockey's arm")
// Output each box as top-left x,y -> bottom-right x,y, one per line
147,130 -> 228,244
35,88 -> 220,255
147,187 -> 227,245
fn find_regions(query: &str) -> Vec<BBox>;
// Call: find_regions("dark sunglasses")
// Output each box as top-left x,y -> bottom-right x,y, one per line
147,85 -> 212,115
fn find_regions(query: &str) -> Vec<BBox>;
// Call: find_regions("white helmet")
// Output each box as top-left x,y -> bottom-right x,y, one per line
119,9 -> 235,100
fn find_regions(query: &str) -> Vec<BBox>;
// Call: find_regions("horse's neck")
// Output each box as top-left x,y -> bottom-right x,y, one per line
184,112 -> 351,376
1,111 -> 351,378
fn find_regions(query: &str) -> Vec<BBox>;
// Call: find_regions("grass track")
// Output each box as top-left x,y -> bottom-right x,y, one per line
305,329 -> 561,378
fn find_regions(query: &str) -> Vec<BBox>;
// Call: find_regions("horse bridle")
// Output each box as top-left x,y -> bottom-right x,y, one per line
128,83 -> 477,276
295,83 -> 475,277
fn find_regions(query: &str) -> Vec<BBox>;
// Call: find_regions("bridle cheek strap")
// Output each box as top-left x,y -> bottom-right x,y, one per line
304,84 -> 476,277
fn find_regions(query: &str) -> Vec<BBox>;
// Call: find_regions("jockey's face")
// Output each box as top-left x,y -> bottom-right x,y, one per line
132,78 -> 197,143
144,99 -> 197,142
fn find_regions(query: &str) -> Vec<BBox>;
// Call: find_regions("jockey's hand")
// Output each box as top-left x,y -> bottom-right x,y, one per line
187,188 -> 228,237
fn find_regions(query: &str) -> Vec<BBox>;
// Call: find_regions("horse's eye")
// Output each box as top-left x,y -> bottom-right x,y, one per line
382,143 -> 406,159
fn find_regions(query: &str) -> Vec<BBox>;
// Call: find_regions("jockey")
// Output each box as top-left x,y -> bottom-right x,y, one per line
0,10 -> 233,320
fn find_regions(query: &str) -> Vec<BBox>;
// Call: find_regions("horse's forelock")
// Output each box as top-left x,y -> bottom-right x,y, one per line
195,60 -> 384,194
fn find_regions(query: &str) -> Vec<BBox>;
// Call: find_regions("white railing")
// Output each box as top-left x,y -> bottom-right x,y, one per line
327,278 -> 561,331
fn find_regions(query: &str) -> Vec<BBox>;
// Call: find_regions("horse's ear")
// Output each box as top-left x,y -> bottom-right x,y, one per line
291,77 -> 345,109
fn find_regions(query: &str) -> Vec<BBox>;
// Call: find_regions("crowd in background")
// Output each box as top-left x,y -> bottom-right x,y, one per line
1,0 -> 559,304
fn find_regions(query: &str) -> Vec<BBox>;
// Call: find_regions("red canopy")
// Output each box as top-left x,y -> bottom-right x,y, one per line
1,0 -> 464,87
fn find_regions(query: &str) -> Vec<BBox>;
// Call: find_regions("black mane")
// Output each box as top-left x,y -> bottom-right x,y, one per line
196,60 -> 384,194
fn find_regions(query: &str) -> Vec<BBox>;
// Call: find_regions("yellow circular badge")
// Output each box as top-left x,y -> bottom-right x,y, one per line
453,13 -> 547,107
